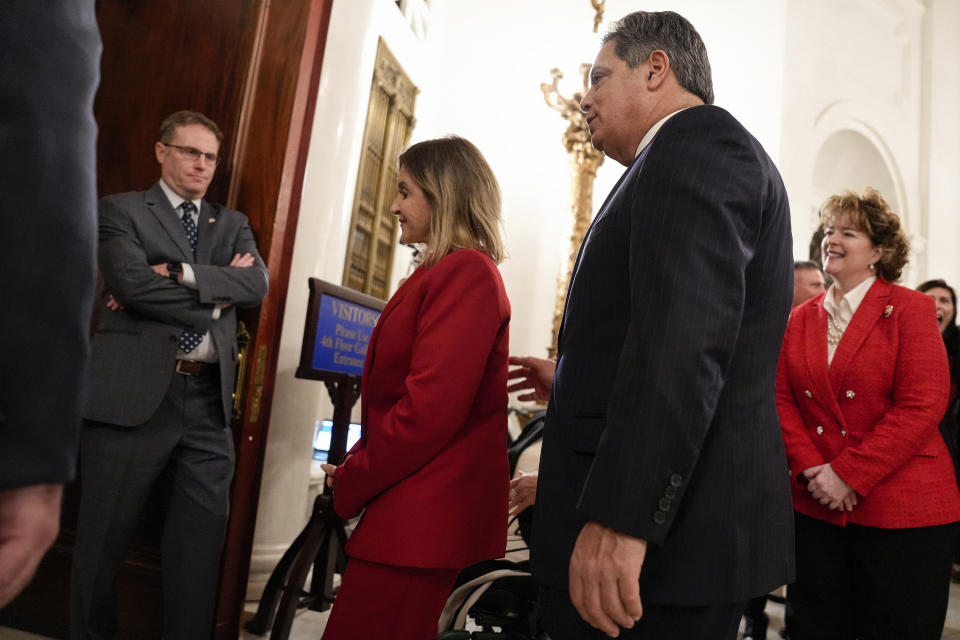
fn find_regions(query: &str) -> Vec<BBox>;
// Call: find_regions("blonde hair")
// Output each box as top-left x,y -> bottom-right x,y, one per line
819,188 -> 909,282
397,136 -> 504,266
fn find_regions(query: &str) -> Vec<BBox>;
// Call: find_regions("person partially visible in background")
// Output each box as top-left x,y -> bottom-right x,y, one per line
917,278 -> 960,464
918,278 -> 960,580
792,261 -> 826,308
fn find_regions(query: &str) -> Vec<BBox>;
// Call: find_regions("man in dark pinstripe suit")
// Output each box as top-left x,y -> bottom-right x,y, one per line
511,10 -> 795,639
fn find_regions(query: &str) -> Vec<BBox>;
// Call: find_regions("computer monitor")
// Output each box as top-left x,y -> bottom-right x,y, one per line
313,419 -> 362,462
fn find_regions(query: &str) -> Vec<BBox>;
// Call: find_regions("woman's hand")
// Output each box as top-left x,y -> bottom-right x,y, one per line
320,463 -> 337,489
509,472 -> 538,516
320,454 -> 351,490
803,463 -> 858,511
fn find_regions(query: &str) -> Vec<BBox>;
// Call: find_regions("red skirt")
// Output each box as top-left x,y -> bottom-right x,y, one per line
321,557 -> 459,640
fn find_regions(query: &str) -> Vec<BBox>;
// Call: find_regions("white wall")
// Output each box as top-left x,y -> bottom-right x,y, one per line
923,0 -> 960,283
779,0 -> 929,282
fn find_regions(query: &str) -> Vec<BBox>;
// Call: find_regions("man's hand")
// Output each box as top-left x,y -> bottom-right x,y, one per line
509,472 -> 538,516
803,463 -> 857,511
105,294 -> 124,312
507,356 -> 555,403
229,252 -> 254,268
569,521 -> 646,637
150,262 -> 176,280
0,484 -> 63,607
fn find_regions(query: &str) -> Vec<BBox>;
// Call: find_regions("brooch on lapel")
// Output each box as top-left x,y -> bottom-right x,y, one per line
883,305 -> 893,317
208,218 -> 216,224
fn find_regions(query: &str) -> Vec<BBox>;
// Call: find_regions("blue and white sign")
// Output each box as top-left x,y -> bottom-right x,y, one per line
311,294 -> 380,376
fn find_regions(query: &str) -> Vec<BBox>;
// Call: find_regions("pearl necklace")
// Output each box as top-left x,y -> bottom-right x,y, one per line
827,314 -> 844,346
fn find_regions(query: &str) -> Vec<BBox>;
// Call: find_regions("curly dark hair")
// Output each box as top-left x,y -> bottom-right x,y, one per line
819,188 -> 909,282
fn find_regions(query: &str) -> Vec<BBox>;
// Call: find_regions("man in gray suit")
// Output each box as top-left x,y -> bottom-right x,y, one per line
510,11 -> 794,639
71,111 -> 268,639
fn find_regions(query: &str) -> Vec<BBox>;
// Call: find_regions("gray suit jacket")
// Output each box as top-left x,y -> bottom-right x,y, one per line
532,105 -> 795,605
85,183 -> 268,426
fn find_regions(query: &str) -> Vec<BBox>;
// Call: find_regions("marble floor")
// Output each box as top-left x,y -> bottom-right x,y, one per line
6,582 -> 960,639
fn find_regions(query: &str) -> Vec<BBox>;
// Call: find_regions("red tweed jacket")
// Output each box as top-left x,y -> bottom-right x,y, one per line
332,249 -> 510,569
777,278 -> 960,528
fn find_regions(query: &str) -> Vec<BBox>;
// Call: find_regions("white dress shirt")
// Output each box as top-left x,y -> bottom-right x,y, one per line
823,275 -> 876,365
635,107 -> 690,158
159,179 -> 218,362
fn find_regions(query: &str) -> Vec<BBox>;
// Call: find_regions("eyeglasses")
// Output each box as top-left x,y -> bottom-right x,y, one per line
161,142 -> 220,166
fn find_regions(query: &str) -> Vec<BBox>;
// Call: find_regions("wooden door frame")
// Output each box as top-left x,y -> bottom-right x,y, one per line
215,0 -> 335,637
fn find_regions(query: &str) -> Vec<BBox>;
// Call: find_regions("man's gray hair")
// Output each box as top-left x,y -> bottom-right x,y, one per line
603,11 -> 714,105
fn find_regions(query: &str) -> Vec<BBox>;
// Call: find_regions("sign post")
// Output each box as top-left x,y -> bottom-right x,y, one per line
245,280 -> 384,639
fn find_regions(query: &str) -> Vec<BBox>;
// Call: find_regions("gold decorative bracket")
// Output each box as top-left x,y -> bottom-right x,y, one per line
591,0 -> 605,33
232,320 -> 252,420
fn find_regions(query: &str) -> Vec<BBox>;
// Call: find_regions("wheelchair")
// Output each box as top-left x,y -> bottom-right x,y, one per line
437,411 -> 547,640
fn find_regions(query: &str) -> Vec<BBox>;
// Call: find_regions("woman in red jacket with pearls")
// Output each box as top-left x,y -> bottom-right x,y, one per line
777,189 -> 960,639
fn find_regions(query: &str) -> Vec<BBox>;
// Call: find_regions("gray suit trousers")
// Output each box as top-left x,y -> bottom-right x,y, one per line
70,368 -> 234,640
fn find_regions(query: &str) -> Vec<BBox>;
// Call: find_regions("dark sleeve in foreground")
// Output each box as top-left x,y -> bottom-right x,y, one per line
0,1 -> 101,488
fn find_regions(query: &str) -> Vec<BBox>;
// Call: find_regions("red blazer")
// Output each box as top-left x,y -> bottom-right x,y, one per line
332,249 -> 511,569
777,278 -> 960,528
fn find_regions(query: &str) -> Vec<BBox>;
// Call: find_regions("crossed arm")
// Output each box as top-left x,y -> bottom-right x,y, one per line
98,199 -> 267,324
105,252 -> 256,312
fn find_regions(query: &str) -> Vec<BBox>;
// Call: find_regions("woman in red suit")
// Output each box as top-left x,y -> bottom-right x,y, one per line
319,136 -> 510,639
777,188 -> 960,639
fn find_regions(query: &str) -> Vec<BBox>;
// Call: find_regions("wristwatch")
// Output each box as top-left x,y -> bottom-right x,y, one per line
167,262 -> 182,283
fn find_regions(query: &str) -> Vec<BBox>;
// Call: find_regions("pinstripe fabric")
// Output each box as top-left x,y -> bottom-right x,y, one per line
532,105 -> 795,605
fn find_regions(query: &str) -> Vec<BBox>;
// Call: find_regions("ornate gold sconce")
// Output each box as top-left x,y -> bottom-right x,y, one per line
591,0 -> 605,33
540,64 -> 605,358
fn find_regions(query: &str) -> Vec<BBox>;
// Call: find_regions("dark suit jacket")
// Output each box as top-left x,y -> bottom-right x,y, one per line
0,1 -> 101,488
778,280 -> 960,528
85,183 -> 268,426
333,249 -> 511,569
532,105 -> 795,605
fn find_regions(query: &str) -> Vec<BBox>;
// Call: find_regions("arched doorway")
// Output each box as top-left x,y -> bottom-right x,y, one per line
812,129 -> 901,212
807,128 -> 918,283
